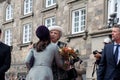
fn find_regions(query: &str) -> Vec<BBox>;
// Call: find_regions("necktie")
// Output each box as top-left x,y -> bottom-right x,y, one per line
114,45 -> 119,64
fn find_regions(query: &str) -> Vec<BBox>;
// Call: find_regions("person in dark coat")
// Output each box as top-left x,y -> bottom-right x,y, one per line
0,29 -> 11,80
97,24 -> 120,80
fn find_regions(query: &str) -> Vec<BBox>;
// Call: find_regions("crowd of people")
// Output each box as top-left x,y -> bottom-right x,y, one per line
1,24 -> 120,80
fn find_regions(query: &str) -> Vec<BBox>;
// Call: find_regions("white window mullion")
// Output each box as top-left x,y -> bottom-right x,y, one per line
46,0 -> 56,8
45,17 -> 55,27
5,31 -> 7,45
6,5 -> 13,21
28,24 -> 31,42
8,30 -> 11,45
72,8 -> 86,34
23,24 -> 32,43
26,25 -> 28,42
108,0 -> 117,17
30,0 -> 32,12
5,29 -> 12,46
24,0 -> 32,15
108,0 -> 120,24
52,18 -> 55,26
23,26 -> 26,43
81,9 -> 85,31
11,6 -> 13,19
72,10 -> 80,34
79,10 -> 81,32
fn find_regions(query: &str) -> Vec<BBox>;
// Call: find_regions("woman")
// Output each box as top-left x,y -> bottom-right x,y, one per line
25,25 -> 63,80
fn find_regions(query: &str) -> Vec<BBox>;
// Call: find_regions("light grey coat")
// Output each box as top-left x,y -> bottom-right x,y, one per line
25,43 -> 63,80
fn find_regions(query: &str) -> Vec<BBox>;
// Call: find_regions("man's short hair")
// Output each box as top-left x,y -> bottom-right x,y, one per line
113,24 -> 120,29
113,24 -> 120,31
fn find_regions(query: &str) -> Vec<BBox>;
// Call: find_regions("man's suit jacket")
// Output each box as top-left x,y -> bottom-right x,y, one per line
97,43 -> 120,80
0,42 -> 11,80
52,41 -> 67,80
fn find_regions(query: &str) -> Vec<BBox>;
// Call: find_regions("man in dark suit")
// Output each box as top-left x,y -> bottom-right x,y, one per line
0,29 -> 11,80
97,25 -> 120,80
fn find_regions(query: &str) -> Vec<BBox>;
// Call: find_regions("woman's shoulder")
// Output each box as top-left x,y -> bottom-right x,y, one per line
49,43 -> 57,46
47,43 -> 58,49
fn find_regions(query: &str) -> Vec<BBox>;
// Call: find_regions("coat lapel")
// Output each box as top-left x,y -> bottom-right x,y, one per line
109,43 -> 116,66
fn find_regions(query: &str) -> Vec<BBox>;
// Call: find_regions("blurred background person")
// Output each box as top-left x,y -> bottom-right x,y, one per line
94,37 -> 112,64
92,37 -> 112,77
73,57 -> 86,80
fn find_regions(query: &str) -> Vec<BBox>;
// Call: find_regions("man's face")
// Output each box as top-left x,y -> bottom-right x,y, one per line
50,30 -> 61,43
112,27 -> 120,41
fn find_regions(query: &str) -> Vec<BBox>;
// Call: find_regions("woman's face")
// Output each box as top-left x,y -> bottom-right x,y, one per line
50,30 -> 61,43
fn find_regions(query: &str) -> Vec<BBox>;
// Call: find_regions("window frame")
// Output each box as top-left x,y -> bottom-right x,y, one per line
23,23 -> 32,44
108,0 -> 120,24
45,17 -> 56,27
24,0 -> 33,15
6,4 -> 13,21
72,8 -> 86,34
46,0 -> 56,8
4,29 -> 12,46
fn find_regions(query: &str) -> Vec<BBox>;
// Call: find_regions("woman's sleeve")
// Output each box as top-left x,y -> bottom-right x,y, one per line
54,46 -> 63,68
25,49 -> 33,63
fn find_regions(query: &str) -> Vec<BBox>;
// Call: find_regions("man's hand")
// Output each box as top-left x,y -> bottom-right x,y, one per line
94,53 -> 101,60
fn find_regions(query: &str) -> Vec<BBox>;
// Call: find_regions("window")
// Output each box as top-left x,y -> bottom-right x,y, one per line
6,4 -> 13,21
108,0 -> 120,24
24,0 -> 33,15
45,17 -> 56,27
23,24 -> 32,43
72,8 -> 86,34
46,0 -> 56,8
5,29 -> 12,46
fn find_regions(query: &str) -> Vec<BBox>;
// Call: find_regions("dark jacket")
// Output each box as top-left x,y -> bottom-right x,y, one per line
52,41 -> 67,80
97,43 -> 120,80
0,42 -> 11,80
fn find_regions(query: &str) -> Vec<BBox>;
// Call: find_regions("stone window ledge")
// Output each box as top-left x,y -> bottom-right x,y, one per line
67,0 -> 79,4
66,32 -> 85,38
66,31 -> 88,42
41,4 -> 58,13
89,28 -> 111,38
2,19 -> 14,25
67,0 -> 88,4
17,42 -> 31,50
20,13 -> 34,20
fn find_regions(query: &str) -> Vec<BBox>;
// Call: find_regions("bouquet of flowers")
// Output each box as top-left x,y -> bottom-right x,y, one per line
59,46 -> 82,78
59,46 -> 80,69
59,46 -> 78,61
